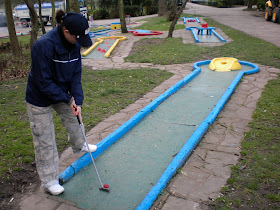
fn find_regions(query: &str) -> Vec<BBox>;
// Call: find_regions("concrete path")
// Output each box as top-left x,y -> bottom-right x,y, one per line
12,4 -> 280,210
186,3 -> 280,47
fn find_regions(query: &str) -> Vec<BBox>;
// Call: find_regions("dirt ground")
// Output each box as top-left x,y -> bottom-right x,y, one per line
0,164 -> 40,210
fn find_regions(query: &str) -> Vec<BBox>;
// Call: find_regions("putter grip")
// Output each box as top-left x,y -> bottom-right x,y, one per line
76,115 -> 81,124
74,107 -> 81,124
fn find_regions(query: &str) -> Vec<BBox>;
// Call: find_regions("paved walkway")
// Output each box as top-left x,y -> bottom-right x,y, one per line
14,4 -> 280,210
186,3 -> 280,47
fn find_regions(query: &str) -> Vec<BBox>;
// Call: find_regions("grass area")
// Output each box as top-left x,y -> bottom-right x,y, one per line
213,78 -> 280,209
126,18 -> 280,68
0,35 -> 30,45
126,37 -> 208,65
0,68 -> 173,178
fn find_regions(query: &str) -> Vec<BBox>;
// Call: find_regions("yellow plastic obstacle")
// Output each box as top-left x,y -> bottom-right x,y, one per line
82,36 -> 126,58
82,40 -> 104,56
111,22 -> 121,30
209,57 -> 241,72
104,39 -> 120,58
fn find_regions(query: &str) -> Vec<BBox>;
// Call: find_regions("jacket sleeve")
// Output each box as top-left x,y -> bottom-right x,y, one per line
70,56 -> 84,106
31,41 -> 71,104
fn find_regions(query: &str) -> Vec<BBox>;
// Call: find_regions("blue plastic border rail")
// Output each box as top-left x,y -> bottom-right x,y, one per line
136,60 -> 259,210
186,27 -> 199,43
181,17 -> 201,24
59,65 -> 201,184
186,27 -> 226,43
59,60 -> 259,210
212,29 -> 226,42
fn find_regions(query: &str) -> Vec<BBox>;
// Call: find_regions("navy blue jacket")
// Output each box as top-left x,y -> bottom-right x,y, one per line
26,27 -> 84,107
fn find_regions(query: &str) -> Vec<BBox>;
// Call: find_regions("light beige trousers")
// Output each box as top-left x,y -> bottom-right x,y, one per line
26,102 -> 85,187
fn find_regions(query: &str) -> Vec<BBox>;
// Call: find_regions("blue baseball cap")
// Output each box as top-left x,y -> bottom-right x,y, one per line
63,12 -> 92,47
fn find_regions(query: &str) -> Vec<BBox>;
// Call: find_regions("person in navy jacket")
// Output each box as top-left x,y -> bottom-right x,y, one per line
26,10 -> 96,195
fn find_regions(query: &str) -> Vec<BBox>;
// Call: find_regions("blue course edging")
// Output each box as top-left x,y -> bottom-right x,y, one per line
186,27 -> 226,43
186,27 -> 199,43
181,17 -> 201,24
136,60 -> 259,210
59,60 -> 259,209
205,61 -> 259,124
212,29 -> 226,42
59,65 -> 201,184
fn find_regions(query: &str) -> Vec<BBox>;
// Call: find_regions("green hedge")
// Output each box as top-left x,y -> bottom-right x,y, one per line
91,9 -> 109,20
218,0 -> 234,7
124,5 -> 142,17
88,4 -> 158,20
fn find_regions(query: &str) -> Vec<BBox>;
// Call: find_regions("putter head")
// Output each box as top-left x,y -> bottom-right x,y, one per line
99,187 -> 110,192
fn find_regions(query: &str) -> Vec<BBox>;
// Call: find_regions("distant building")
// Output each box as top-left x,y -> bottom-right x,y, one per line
0,12 -> 7,27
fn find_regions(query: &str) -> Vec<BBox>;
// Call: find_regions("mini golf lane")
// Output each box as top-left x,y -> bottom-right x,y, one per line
83,38 -> 116,59
186,27 -> 226,43
58,61 -> 258,209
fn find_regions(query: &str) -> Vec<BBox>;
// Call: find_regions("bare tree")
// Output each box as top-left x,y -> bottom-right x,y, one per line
118,0 -> 128,33
51,0 -> 56,28
38,0 -> 46,34
158,0 -> 167,16
4,0 -> 21,56
69,0 -> 80,13
91,0 -> 95,10
167,0 -> 177,21
24,0 -> 39,47
66,0 -> 70,12
247,0 -> 252,9
167,0 -> 187,37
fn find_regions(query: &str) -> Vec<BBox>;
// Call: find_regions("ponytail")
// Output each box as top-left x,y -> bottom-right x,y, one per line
55,9 -> 66,24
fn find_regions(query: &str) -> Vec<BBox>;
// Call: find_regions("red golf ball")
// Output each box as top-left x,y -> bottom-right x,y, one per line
104,184 -> 109,188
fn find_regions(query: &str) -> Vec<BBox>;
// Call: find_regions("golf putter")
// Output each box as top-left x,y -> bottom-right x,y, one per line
76,114 -> 110,192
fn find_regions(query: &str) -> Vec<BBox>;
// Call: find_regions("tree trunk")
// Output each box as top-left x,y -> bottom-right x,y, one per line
24,0 -> 39,48
4,0 -> 21,56
167,0 -> 177,21
118,0 -> 128,33
158,0 -> 167,16
38,0 -> 46,34
91,0 -> 95,10
50,0 -> 56,28
69,0 -> 80,13
167,0 -> 187,37
247,0 -> 252,9
66,0 -> 70,12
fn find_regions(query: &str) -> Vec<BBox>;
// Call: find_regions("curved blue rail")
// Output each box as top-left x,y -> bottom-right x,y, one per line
136,60 -> 259,210
59,64 -> 201,184
59,60 -> 259,210
186,27 -> 226,43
